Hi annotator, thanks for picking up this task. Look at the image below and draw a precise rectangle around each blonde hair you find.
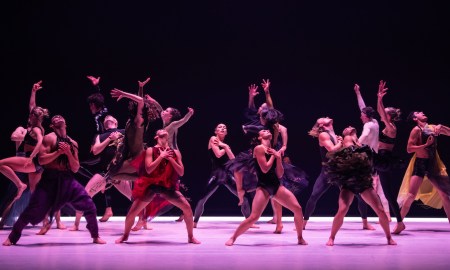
[308,118,328,138]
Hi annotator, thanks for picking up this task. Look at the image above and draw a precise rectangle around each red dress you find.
[131,146,181,220]
[131,146,180,200]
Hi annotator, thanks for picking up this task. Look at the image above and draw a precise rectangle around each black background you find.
[1,1,449,218]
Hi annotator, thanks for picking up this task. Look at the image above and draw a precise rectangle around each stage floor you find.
[1,216,449,270]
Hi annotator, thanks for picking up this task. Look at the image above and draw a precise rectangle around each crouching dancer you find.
[115,129,200,244]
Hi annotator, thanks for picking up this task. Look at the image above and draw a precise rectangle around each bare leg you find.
[226,188,270,246]
[432,182,450,223]
[131,209,151,231]
[360,189,396,245]
[272,187,307,245]
[28,172,42,193]
[99,207,113,222]
[271,199,283,234]
[163,191,200,244]
[70,211,83,231]
[116,199,150,243]
[400,175,423,219]
[234,171,245,206]
[55,211,66,229]
[326,189,354,246]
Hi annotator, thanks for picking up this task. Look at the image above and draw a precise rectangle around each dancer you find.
[324,126,396,246]
[225,129,307,246]
[0,81,47,199]
[193,123,251,228]
[115,129,200,244]
[353,83,384,227]
[397,111,450,224]
[71,115,132,230]
[375,81,405,234]
[304,117,373,230]
[0,81,48,229]
[3,115,106,245]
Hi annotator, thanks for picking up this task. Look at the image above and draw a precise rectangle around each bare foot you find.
[392,222,406,234]
[273,225,283,234]
[237,190,245,206]
[326,238,335,246]
[131,219,148,231]
[57,221,66,230]
[15,183,27,200]
[193,222,197,228]
[387,237,397,245]
[98,213,112,222]
[225,238,235,246]
[93,237,107,244]
[115,235,129,244]
[99,210,113,222]
[2,238,13,246]
[303,220,308,230]
[363,223,376,230]
[298,237,308,245]
[37,222,51,235]
[266,218,276,224]
[250,224,260,229]
[175,214,184,222]
[188,237,201,244]
[69,225,79,231]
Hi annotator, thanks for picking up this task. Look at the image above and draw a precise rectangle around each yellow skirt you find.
[397,152,448,209]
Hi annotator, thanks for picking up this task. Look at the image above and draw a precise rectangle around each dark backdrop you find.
[1,1,449,217]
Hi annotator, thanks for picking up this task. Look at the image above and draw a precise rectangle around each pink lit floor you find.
[1,216,449,270]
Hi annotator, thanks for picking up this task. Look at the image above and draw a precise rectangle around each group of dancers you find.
[1,77,450,247]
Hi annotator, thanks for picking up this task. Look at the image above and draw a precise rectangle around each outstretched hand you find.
[187,107,194,115]
[110,88,126,101]
[138,77,151,88]
[32,81,43,92]
[353,83,360,93]
[377,80,388,98]
[248,84,259,98]
[87,76,100,86]
[261,79,270,93]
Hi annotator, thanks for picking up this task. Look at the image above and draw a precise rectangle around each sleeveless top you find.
[319,131,336,162]
[379,131,396,145]
[17,126,44,153]
[254,153,280,190]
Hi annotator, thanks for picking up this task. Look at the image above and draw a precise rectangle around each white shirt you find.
[359,119,379,153]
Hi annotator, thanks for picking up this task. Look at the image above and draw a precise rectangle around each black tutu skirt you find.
[373,149,406,172]
[324,145,374,194]
[281,163,309,195]
[226,149,258,191]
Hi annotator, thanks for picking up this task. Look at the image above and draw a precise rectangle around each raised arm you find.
[138,77,151,97]
[111,88,144,126]
[261,79,274,108]
[165,107,194,130]
[248,84,258,110]
[87,76,101,92]
[376,80,396,131]
[353,83,366,111]
[29,81,42,112]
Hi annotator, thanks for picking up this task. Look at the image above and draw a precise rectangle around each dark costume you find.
[193,148,251,223]
[304,131,369,220]
[7,135,100,244]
